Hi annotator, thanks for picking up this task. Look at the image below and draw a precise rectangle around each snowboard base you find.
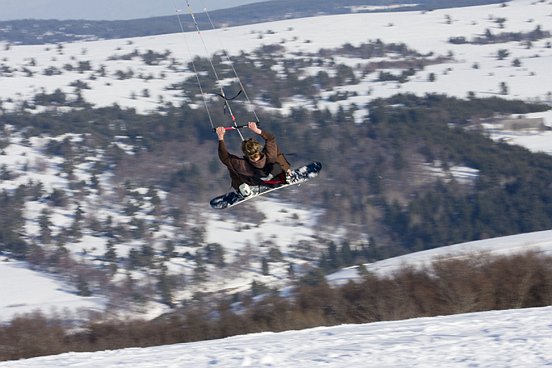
[210,161,322,209]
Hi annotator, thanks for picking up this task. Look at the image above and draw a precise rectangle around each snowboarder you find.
[216,122,292,197]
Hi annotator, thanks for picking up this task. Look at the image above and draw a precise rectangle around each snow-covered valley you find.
[1,0,552,320]
[1,1,552,366]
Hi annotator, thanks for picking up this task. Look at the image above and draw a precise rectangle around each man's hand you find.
[216,127,226,141]
[248,122,262,135]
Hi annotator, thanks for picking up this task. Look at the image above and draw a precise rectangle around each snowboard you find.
[210,161,322,209]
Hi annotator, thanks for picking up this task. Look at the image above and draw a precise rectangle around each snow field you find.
[0,306,550,367]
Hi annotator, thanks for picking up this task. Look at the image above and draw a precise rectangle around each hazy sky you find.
[0,0,267,21]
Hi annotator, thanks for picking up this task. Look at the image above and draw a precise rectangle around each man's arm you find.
[216,126,255,175]
[247,121,276,155]
[218,139,231,165]
[215,127,230,166]
[216,127,232,165]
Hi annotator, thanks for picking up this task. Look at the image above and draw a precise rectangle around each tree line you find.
[0,251,550,361]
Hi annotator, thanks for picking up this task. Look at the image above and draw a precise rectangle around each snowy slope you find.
[0,306,551,367]
[2,0,551,151]
[1,0,552,322]
[328,229,552,285]
[2,0,552,113]
[0,0,552,362]
[0,258,104,321]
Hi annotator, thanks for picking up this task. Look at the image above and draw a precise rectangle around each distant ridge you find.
[0,0,505,45]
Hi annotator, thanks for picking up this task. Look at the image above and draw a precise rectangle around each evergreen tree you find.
[76,274,92,297]
[499,81,509,95]
[157,263,174,307]
[38,208,53,244]
[261,257,270,276]
[104,240,118,273]
[193,250,207,283]
[340,242,354,267]
[69,205,84,239]
[328,242,342,271]
[204,243,225,268]
[288,263,296,279]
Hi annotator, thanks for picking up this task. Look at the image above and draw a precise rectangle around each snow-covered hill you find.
[2,225,552,322]
[2,0,552,148]
[328,229,552,285]
[2,0,552,113]
[1,306,550,367]
[0,258,104,321]
[1,0,552,322]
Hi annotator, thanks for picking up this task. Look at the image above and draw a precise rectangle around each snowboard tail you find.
[210,161,322,209]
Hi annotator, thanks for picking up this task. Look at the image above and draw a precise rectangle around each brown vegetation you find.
[0,251,551,362]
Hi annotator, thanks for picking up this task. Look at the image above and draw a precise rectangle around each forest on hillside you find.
[2,85,552,362]
[1,31,552,321]
[1,92,551,262]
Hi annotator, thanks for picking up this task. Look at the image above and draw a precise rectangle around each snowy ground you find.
[328,229,552,285]
[1,0,552,340]
[2,0,552,114]
[1,306,550,367]
[0,258,104,321]
[0,196,324,322]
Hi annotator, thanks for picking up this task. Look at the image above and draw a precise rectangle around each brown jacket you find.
[218,130,290,189]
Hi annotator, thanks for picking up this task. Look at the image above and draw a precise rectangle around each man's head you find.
[242,138,263,161]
